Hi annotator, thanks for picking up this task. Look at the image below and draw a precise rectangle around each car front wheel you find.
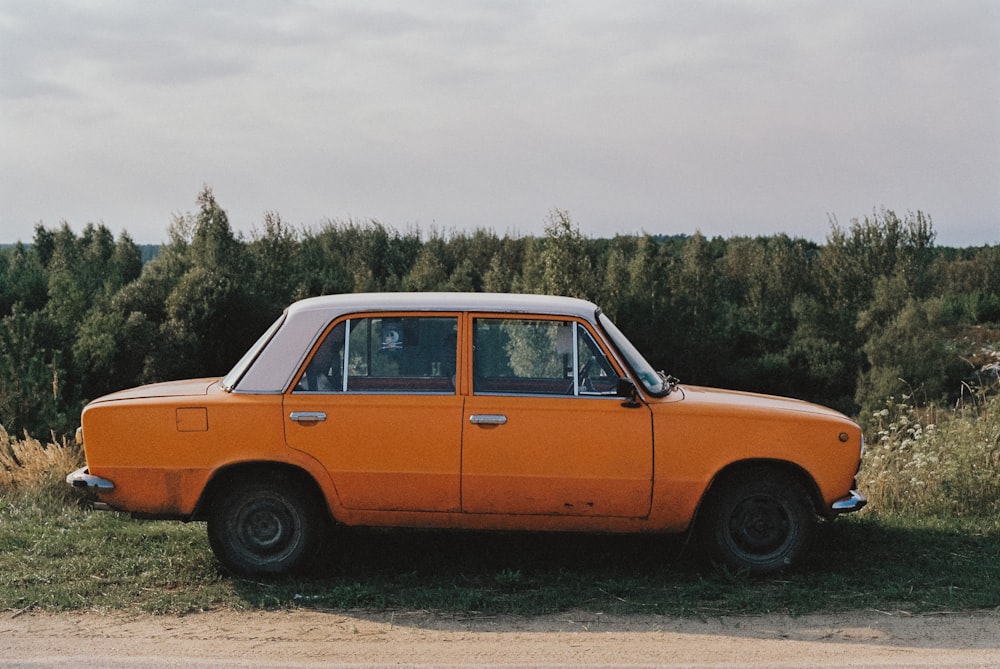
[700,470,815,573]
[207,472,323,576]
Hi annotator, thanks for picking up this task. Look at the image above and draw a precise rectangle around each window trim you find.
[291,311,461,396]
[470,315,623,399]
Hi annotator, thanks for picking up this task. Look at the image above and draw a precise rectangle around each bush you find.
[860,387,1000,517]
[0,426,83,507]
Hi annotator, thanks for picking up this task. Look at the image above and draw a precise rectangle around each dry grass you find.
[0,426,83,503]
[1,403,999,615]
[3,386,999,520]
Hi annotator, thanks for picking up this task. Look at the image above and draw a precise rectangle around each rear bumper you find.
[830,489,867,514]
[66,466,115,491]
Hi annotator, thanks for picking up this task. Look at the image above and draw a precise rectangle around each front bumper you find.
[830,489,867,514]
[66,466,115,491]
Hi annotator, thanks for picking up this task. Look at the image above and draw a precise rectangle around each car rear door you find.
[284,313,464,512]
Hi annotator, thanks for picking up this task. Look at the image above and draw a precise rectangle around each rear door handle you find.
[469,414,507,425]
[290,411,327,423]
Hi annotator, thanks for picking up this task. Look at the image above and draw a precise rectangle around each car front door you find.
[461,316,653,518]
[284,313,464,512]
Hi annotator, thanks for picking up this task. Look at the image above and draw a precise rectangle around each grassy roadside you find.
[2,494,998,617]
[3,391,999,618]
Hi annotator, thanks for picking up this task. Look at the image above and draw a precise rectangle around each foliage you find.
[860,388,1000,517]
[1,190,998,439]
[2,398,999,615]
[0,307,66,435]
[538,209,595,299]
[4,193,999,616]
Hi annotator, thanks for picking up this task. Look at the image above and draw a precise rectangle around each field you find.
[2,392,999,619]
[1,503,999,618]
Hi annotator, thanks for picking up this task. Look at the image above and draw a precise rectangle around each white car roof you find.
[287,292,598,319]
[231,292,600,393]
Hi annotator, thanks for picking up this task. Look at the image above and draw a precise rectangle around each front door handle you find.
[469,414,507,426]
[290,411,327,423]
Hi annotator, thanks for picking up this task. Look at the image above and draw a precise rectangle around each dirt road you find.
[3,608,998,668]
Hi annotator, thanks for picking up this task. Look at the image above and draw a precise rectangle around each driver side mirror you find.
[616,379,641,408]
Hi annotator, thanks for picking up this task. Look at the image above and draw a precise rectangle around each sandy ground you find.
[2,608,998,668]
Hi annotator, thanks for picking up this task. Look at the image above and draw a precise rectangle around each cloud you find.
[1,0,997,246]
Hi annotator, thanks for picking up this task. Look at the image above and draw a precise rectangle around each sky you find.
[1,1,998,247]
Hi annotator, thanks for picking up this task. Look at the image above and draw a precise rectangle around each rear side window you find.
[295,316,457,394]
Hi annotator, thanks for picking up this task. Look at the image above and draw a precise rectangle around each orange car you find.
[68,292,865,575]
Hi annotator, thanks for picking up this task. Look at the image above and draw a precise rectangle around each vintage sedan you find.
[68,292,866,575]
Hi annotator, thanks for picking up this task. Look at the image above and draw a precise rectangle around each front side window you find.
[473,318,620,396]
[295,316,457,393]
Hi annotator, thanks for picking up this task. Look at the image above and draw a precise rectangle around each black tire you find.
[700,470,815,574]
[206,472,323,577]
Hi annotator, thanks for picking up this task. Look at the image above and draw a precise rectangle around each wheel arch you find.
[191,461,334,524]
[696,458,825,522]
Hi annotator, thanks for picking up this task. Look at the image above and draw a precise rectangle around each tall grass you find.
[4,389,999,519]
[859,386,1000,517]
[0,427,83,507]
[2,406,999,615]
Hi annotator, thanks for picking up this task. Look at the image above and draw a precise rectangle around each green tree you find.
[403,232,452,291]
[930,245,1000,324]
[0,242,47,316]
[45,223,90,342]
[511,236,546,295]
[597,234,674,373]
[722,235,819,396]
[482,236,527,293]
[538,210,594,299]
[106,231,144,292]
[73,304,157,399]
[446,257,478,292]
[786,209,937,414]
[855,295,954,416]
[246,212,302,310]
[154,188,259,379]
[664,232,735,385]
[298,220,420,294]
[443,228,510,292]
[0,307,66,436]
[293,227,353,297]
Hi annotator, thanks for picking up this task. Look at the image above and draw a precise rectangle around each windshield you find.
[221,313,286,391]
[598,313,667,395]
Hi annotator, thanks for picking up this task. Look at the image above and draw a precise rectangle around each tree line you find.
[2,187,998,438]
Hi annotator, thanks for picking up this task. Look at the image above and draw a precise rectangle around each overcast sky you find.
[2,1,998,247]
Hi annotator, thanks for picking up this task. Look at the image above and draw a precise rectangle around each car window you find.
[296,321,347,392]
[575,326,622,394]
[473,318,620,396]
[295,316,457,393]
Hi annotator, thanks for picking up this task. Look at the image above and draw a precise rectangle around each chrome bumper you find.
[66,466,115,491]
[831,489,867,514]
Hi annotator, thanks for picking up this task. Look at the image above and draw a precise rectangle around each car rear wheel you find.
[700,470,815,573]
[206,472,323,576]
